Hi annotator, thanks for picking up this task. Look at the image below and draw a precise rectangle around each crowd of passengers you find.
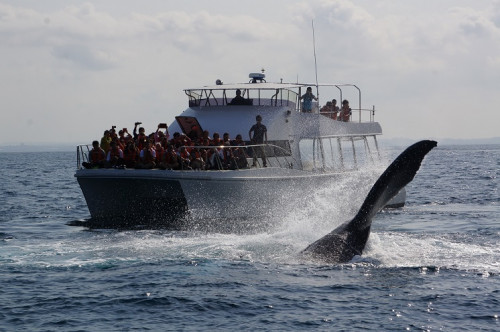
[318,99,351,121]
[82,122,249,170]
[299,87,351,121]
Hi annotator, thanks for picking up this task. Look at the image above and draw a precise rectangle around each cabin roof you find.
[185,82,305,91]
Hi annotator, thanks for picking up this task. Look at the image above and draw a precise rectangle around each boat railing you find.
[319,106,377,123]
[75,143,299,170]
[77,144,91,169]
[178,143,299,170]
[186,87,299,108]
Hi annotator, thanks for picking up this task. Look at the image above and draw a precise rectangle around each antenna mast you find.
[312,20,320,106]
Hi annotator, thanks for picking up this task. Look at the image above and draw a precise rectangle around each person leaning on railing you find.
[339,99,352,122]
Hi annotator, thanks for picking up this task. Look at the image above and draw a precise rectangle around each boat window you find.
[175,116,203,140]
[299,139,318,171]
[338,136,379,170]
[266,140,291,157]
[299,136,380,171]
[320,137,343,170]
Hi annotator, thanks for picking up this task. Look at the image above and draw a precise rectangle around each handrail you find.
[179,143,298,170]
[319,107,376,123]
[77,144,91,169]
[76,143,299,171]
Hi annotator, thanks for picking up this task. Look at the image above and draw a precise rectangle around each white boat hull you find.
[75,167,405,230]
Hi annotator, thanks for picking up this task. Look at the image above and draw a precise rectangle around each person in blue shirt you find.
[299,87,317,112]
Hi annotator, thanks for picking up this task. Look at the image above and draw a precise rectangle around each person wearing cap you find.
[248,115,268,167]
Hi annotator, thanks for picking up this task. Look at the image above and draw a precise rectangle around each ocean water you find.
[0,144,498,331]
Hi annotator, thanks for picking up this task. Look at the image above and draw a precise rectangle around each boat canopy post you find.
[337,138,344,169]
[222,89,228,105]
[363,136,374,164]
[354,84,361,123]
[351,137,358,168]
[328,138,335,170]
[319,138,326,170]
[312,138,317,169]
[373,135,381,160]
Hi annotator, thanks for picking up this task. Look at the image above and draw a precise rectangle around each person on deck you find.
[106,141,124,168]
[229,134,248,169]
[123,141,139,168]
[299,87,317,113]
[160,144,180,170]
[133,123,147,150]
[83,140,106,169]
[320,101,333,118]
[230,89,246,105]
[339,99,352,122]
[208,132,224,169]
[248,115,268,167]
[331,99,340,120]
[100,130,112,153]
[137,140,156,169]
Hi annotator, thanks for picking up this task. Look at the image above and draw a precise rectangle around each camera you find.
[135,122,142,126]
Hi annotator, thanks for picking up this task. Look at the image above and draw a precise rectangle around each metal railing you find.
[319,107,377,123]
[177,143,298,170]
[77,144,91,169]
[76,143,299,171]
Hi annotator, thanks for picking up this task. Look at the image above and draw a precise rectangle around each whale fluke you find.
[302,140,437,263]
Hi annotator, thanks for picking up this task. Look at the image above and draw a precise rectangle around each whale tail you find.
[302,140,437,263]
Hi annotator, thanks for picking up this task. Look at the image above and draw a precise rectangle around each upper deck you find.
[183,73,375,123]
[168,73,382,143]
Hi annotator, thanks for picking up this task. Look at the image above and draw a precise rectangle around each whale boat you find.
[75,72,405,230]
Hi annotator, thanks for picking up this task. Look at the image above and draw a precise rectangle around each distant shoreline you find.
[1,138,499,153]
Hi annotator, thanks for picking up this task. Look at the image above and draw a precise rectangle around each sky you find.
[1,0,499,145]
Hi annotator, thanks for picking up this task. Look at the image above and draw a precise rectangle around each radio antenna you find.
[312,20,319,106]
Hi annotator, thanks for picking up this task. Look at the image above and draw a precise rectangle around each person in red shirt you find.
[137,140,156,169]
[83,140,106,169]
[106,141,124,168]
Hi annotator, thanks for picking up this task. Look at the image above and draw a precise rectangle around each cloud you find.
[0,0,499,144]
[51,43,116,70]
